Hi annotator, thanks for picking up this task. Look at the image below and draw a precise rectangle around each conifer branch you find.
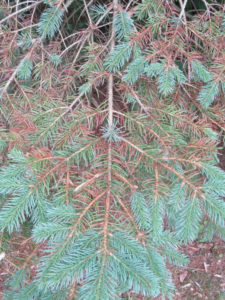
[113,171,136,190]
[73,173,104,193]
[1,1,225,298]
[0,1,42,25]
[33,141,97,188]
[83,0,93,26]
[103,0,118,252]
[123,86,170,137]
[68,279,76,300]
[154,163,159,200]
[69,191,106,237]
[120,137,204,198]
[115,195,141,235]
[113,110,168,149]
[0,38,41,101]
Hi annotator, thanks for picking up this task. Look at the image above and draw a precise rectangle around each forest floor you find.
[172,238,225,300]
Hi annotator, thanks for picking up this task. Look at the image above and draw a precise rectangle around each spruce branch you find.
[103,0,118,253]
[113,110,168,149]
[120,137,205,199]
[0,1,42,25]
[115,195,141,235]
[82,0,93,26]
[60,3,113,58]
[73,173,104,193]
[0,38,41,101]
[1,1,225,298]
[0,0,92,100]
[68,191,106,238]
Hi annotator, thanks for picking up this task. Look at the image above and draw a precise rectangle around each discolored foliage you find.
[0,0,225,299]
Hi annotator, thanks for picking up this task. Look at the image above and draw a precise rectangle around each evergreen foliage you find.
[104,43,133,72]
[114,11,134,40]
[145,62,186,96]
[17,58,33,80]
[191,60,213,83]
[0,0,225,299]
[38,7,64,39]
[197,81,220,109]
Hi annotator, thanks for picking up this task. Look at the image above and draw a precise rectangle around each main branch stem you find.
[103,0,118,251]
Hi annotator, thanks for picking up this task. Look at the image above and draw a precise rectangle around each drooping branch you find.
[103,0,118,251]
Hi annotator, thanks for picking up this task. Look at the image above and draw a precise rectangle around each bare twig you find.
[73,173,104,193]
[83,0,93,26]
[202,0,210,16]
[0,39,41,101]
[0,1,42,25]
[0,69,17,100]
[178,0,188,24]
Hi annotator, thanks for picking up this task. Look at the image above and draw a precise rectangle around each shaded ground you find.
[173,238,225,300]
